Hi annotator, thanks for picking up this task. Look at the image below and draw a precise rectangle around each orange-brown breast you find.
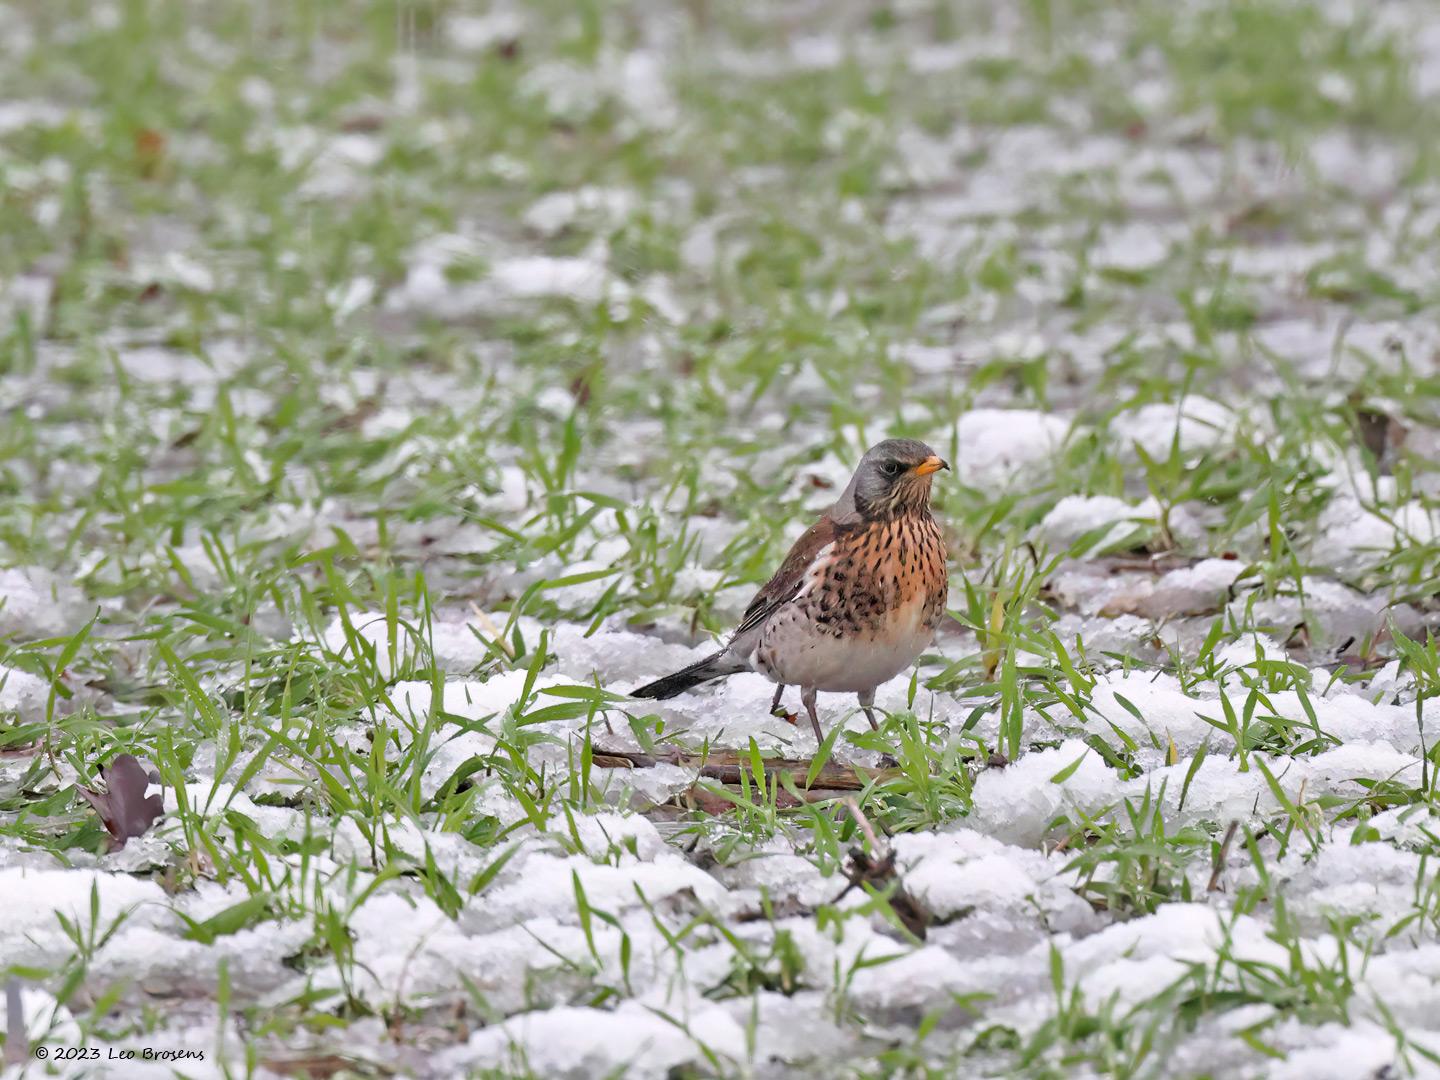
[801,513,947,637]
[748,511,948,692]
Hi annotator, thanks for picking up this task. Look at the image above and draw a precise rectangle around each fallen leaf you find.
[77,754,164,851]
[134,128,166,178]
[1349,399,1407,472]
[682,785,739,815]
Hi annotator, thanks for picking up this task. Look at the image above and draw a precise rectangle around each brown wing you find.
[730,515,844,640]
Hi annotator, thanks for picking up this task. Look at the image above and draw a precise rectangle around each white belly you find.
[750,595,933,692]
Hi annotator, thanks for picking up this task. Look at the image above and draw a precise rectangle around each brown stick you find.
[590,745,895,791]
[842,796,882,855]
[1208,820,1239,892]
[678,784,855,813]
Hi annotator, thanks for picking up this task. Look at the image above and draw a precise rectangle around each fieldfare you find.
[632,439,949,741]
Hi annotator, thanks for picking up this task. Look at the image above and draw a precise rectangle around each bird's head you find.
[847,438,948,521]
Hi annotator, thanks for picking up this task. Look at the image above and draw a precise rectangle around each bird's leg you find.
[770,683,799,726]
[857,688,880,731]
[859,687,899,768]
[801,687,823,743]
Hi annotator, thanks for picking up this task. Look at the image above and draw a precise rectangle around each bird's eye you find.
[882,461,902,477]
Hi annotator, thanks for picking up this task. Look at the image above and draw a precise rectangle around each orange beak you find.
[914,456,949,476]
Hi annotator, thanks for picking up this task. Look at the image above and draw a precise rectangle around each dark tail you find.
[631,650,744,700]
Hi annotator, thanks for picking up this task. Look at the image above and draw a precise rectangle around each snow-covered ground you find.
[3,0,1440,1076]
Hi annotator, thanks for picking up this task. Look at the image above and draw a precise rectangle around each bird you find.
[632,438,949,742]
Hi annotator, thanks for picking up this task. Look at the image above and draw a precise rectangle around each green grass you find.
[2,0,1440,1075]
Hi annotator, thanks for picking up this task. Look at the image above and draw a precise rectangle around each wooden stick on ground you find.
[1208,820,1239,892]
[843,796,882,854]
[590,745,896,792]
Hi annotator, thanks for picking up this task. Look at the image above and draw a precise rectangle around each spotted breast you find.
[750,513,947,694]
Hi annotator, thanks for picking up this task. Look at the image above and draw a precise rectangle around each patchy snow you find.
[1112,396,1235,458]
[0,101,71,133]
[1071,668,1430,764]
[1310,493,1440,573]
[1047,552,1237,618]
[0,567,88,639]
[0,273,52,329]
[490,255,630,306]
[969,740,1119,845]
[387,240,631,320]
[325,275,376,320]
[0,869,171,968]
[1233,576,1395,650]
[132,251,216,294]
[1091,221,1180,271]
[8,0,1440,1074]
[446,10,525,52]
[1091,557,1246,619]
[0,664,48,721]
[955,409,1071,487]
[1036,494,1155,551]
[522,187,639,237]
[520,53,678,130]
[438,1002,745,1079]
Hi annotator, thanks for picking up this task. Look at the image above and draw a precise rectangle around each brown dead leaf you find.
[134,128,166,178]
[682,785,738,815]
[1349,398,1407,472]
[77,754,163,851]
[340,113,385,133]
